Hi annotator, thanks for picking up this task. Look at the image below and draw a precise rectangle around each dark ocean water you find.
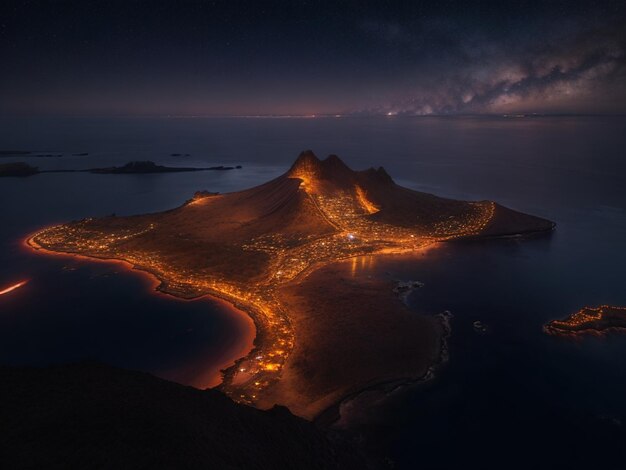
[1,116,625,468]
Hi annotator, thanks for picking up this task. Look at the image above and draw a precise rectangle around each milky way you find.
[362,13,626,115]
[1,1,624,116]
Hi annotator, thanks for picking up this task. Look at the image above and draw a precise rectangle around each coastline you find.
[316,309,452,428]
[543,305,626,339]
[543,326,626,338]
[247,256,445,420]
[24,234,257,390]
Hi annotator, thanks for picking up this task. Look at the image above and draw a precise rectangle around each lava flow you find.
[0,280,28,296]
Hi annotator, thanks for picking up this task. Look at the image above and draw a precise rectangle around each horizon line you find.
[2,112,626,119]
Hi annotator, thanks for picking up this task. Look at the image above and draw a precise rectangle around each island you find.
[544,305,626,336]
[0,160,241,177]
[0,150,33,156]
[1,151,87,157]
[0,162,39,177]
[0,151,63,158]
[27,150,555,420]
[89,160,239,173]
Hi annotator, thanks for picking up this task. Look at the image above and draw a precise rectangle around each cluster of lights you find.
[29,170,500,405]
[545,305,626,336]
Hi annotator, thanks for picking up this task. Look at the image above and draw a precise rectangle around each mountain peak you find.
[358,166,395,187]
[323,154,351,173]
[375,166,393,184]
[288,151,353,179]
[287,150,323,179]
[290,149,320,168]
[287,151,394,189]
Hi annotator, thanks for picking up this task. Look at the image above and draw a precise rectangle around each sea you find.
[1,115,625,468]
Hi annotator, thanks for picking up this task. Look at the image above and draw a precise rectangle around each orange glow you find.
[355,185,380,214]
[24,157,504,406]
[545,305,626,337]
[549,305,626,327]
[25,188,496,405]
[350,256,358,276]
[0,280,28,296]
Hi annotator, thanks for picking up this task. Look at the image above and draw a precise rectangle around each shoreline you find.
[23,234,257,390]
[543,326,626,338]
[316,309,452,428]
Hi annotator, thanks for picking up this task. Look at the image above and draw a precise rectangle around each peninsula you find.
[544,305,626,337]
[27,151,554,419]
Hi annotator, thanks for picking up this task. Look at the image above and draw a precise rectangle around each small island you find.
[89,160,239,174]
[0,151,64,158]
[1,362,368,469]
[544,305,626,336]
[0,160,242,177]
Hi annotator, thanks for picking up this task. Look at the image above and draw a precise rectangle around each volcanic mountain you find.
[28,151,554,418]
[30,151,552,286]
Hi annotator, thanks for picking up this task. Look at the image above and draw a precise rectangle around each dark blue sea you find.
[1,116,625,468]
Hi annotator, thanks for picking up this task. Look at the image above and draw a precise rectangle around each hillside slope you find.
[0,363,372,469]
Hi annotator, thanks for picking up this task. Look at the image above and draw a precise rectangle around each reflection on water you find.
[349,255,377,277]
[337,233,626,468]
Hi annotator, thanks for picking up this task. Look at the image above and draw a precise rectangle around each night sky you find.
[2,0,625,116]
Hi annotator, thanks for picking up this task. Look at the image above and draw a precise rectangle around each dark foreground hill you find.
[0,363,372,469]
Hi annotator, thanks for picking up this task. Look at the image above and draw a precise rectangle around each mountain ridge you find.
[0,362,372,469]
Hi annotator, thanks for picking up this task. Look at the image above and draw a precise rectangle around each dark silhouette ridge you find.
[0,162,39,177]
[0,363,374,469]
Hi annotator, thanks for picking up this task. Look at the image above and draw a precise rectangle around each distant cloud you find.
[357,16,626,114]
